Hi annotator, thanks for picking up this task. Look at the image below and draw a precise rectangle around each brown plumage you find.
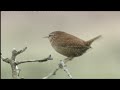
[46,31,101,59]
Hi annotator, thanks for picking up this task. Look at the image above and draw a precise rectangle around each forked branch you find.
[43,58,73,79]
[1,47,53,79]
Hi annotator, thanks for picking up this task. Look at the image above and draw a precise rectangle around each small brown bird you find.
[45,31,101,63]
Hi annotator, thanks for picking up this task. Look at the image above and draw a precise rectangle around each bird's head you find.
[43,31,65,42]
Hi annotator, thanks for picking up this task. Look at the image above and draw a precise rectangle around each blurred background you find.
[1,11,120,79]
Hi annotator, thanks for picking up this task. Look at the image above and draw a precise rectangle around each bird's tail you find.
[86,35,102,46]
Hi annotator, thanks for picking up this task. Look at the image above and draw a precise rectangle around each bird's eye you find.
[49,35,52,37]
[49,34,54,37]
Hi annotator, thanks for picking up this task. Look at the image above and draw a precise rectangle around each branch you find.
[1,53,10,63]
[62,62,72,79]
[11,47,27,60]
[16,55,53,65]
[1,47,52,79]
[43,58,73,79]
[16,47,27,55]
[42,66,60,79]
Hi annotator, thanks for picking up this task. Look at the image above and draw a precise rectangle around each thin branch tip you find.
[47,55,53,60]
[42,58,73,79]
[13,48,16,50]
[23,47,27,50]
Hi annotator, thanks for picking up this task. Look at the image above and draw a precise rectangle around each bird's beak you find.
[89,46,92,49]
[43,36,49,38]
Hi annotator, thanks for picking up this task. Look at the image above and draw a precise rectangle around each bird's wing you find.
[56,34,86,48]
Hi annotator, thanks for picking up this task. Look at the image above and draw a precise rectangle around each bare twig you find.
[16,55,53,65]
[17,47,27,55]
[43,58,73,79]
[11,47,27,61]
[62,64,72,79]
[42,66,60,79]
[1,53,10,63]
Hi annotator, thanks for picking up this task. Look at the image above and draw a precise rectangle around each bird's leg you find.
[64,57,74,64]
